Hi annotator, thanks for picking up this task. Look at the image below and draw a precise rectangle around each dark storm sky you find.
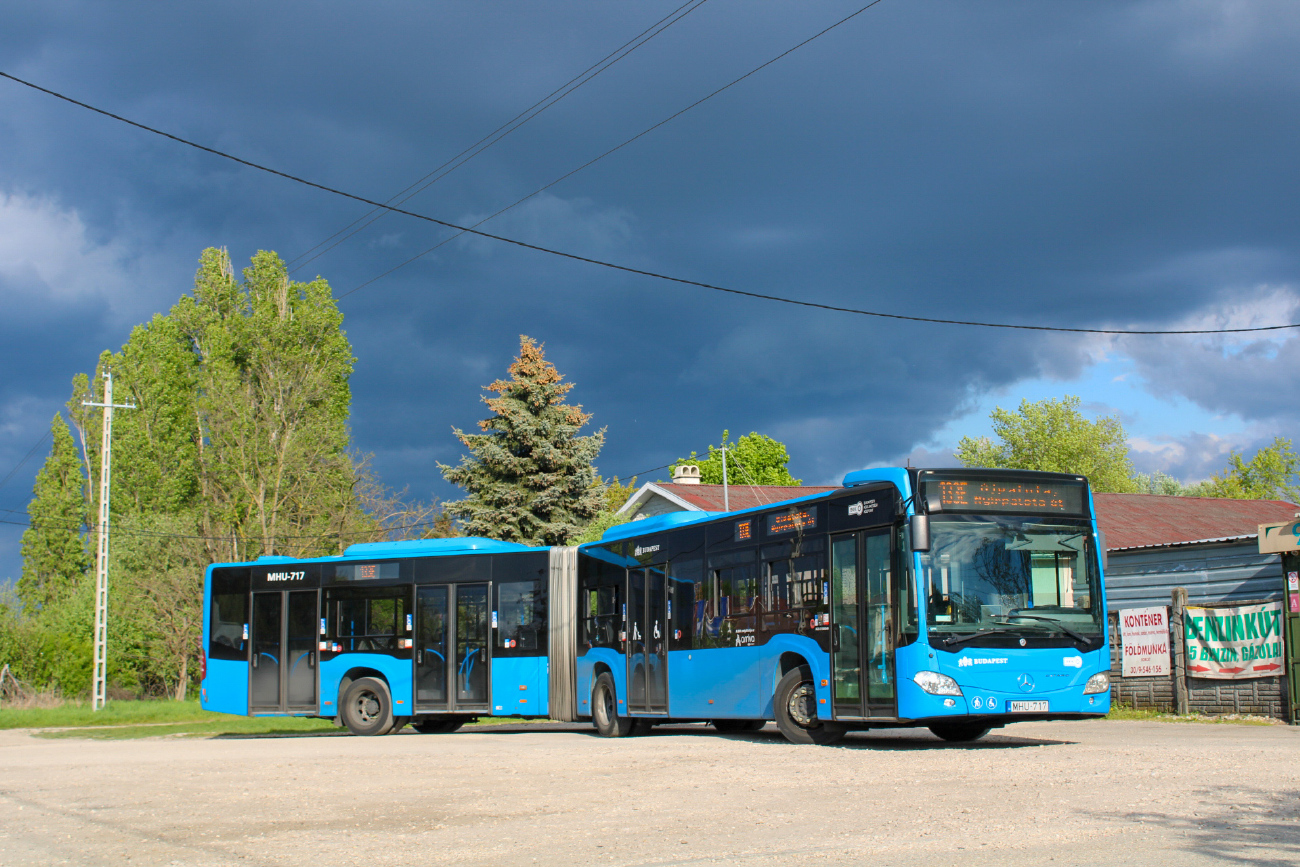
[2,1,1299,578]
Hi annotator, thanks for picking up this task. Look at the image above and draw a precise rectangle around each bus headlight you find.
[914,671,963,696]
[1083,672,1110,694]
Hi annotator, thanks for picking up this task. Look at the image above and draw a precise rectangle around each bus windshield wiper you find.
[940,628,1018,647]
[1000,613,1091,644]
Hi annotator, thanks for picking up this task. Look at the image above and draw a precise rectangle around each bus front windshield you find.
[919,515,1103,645]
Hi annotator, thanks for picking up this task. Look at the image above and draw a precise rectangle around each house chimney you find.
[672,465,701,485]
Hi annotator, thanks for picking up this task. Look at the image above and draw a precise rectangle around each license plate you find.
[1009,700,1048,712]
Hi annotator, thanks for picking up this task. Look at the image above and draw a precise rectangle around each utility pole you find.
[721,447,729,512]
[83,371,135,711]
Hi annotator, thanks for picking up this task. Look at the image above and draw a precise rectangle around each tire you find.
[413,717,465,734]
[340,677,394,736]
[713,719,767,733]
[774,665,845,745]
[928,723,991,743]
[591,672,637,737]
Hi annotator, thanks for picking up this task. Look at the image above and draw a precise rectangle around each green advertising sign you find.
[1184,602,1284,679]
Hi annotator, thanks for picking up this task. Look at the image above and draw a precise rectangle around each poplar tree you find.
[440,336,605,546]
[955,395,1137,493]
[18,414,90,613]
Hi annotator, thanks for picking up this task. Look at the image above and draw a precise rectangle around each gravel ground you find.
[1,719,1297,866]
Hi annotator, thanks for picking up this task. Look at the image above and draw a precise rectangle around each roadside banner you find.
[1119,606,1170,677]
[1184,602,1285,679]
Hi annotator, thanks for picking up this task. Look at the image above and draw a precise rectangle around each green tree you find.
[673,431,801,486]
[955,396,1137,493]
[1193,437,1300,501]
[173,248,358,561]
[1132,471,1191,496]
[573,476,639,545]
[18,414,90,614]
[439,336,605,546]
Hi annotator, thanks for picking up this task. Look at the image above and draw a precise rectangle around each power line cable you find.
[342,0,890,298]
[0,428,53,496]
[289,0,709,274]
[3,67,1295,336]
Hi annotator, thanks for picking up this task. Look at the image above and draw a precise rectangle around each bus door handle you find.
[251,653,258,669]
[417,650,423,664]
[309,650,316,670]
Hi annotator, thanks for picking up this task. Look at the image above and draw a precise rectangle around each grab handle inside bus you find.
[910,515,930,552]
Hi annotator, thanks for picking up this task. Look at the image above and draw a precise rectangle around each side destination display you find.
[923,477,1086,516]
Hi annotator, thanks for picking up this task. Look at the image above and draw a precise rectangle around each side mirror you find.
[910,514,931,552]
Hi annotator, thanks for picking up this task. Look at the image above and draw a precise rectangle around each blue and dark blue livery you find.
[200,467,1111,743]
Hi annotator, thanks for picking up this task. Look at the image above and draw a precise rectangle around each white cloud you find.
[0,190,165,323]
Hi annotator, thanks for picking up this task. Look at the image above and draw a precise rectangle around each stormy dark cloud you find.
[2,1,1299,578]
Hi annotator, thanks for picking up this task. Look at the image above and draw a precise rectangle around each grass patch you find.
[35,716,338,740]
[0,698,214,730]
[1106,704,1279,726]
[4,698,567,740]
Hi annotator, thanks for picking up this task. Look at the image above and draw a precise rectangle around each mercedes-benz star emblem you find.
[1017,673,1035,692]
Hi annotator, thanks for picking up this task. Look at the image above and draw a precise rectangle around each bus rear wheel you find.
[413,718,465,734]
[340,677,394,736]
[713,719,767,733]
[928,723,990,743]
[592,672,636,737]
[774,665,844,746]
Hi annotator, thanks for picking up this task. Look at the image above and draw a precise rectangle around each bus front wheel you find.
[340,677,394,736]
[592,672,636,737]
[928,723,990,743]
[774,665,844,746]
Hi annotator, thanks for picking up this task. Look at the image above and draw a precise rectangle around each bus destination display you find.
[766,509,817,535]
[923,478,1085,516]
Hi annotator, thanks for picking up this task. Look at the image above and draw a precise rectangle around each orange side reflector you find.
[820,698,826,704]
[821,679,828,687]
[708,699,714,704]
[520,685,527,690]
[396,700,404,704]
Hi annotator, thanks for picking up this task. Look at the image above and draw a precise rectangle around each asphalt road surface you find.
[1,719,1297,866]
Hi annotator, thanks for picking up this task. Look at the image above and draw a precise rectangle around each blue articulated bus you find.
[200,468,1111,744]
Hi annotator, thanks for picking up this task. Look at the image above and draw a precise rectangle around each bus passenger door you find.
[456,584,491,711]
[415,583,491,713]
[830,529,897,719]
[249,589,319,714]
[415,585,450,711]
[627,566,669,715]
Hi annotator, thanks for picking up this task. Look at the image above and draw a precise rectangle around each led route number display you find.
[766,510,817,535]
[923,478,1086,516]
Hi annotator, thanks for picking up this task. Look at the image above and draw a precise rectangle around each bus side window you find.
[498,580,546,653]
[331,588,409,653]
[209,591,248,660]
[667,558,701,652]
[586,584,620,648]
[209,567,250,662]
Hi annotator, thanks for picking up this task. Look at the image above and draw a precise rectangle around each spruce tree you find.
[440,336,605,546]
[18,414,90,613]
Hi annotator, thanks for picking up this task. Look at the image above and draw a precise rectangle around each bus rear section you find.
[200,540,557,734]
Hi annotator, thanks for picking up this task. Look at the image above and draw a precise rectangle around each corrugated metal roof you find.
[1105,539,1285,610]
[653,483,841,512]
[1093,492,1299,551]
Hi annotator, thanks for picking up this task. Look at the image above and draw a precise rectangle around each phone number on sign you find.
[1125,664,1166,675]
